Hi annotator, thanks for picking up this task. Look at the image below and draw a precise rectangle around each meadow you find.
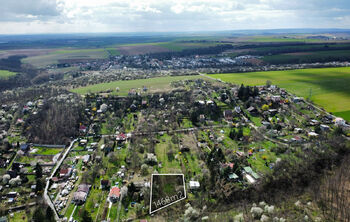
[0,70,16,79]
[209,67,350,121]
[71,75,204,95]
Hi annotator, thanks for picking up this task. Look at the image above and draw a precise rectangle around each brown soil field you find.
[116,45,170,55]
[0,49,56,59]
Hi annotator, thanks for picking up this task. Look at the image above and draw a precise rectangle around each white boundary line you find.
[149,174,186,214]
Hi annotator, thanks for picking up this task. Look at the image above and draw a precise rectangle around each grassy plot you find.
[155,134,180,173]
[71,75,204,95]
[209,67,350,121]
[0,70,16,79]
[32,147,63,155]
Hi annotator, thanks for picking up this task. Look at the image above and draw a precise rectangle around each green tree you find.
[45,206,55,222]
[35,163,42,179]
[81,208,93,222]
[32,207,45,222]
[237,128,243,140]
[35,179,43,193]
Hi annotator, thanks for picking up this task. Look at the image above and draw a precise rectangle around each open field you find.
[71,75,204,95]
[116,44,170,55]
[22,49,108,68]
[113,41,220,55]
[263,49,350,64]
[0,48,55,59]
[209,67,350,121]
[0,70,16,79]
[248,36,322,43]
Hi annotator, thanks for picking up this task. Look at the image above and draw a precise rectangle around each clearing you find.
[71,75,205,95]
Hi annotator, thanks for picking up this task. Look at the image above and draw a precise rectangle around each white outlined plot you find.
[149,174,186,214]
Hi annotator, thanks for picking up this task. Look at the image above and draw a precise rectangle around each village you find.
[0,76,349,221]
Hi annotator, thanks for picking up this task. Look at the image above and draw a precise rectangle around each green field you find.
[22,49,109,68]
[71,75,204,95]
[263,50,350,64]
[248,36,319,43]
[0,70,16,79]
[209,67,350,121]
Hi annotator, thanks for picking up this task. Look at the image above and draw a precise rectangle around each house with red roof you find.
[109,187,120,202]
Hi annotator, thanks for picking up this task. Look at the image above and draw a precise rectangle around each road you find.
[43,139,78,221]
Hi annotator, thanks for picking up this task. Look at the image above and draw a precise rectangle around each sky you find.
[0,0,349,34]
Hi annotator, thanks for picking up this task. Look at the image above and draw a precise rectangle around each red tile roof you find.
[109,187,120,198]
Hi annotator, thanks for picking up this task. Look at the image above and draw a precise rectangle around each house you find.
[308,132,319,137]
[145,153,157,165]
[79,139,88,146]
[223,110,233,121]
[7,192,17,198]
[228,173,239,181]
[77,184,90,193]
[291,136,302,143]
[221,162,234,170]
[334,117,346,126]
[133,181,146,191]
[292,97,303,103]
[82,155,90,164]
[271,96,281,102]
[244,173,256,184]
[109,187,120,202]
[116,133,126,142]
[234,106,241,114]
[79,125,87,133]
[59,168,72,178]
[294,128,303,133]
[73,191,88,205]
[320,124,330,132]
[310,119,319,126]
[189,181,200,190]
[101,180,110,190]
[247,106,257,115]
[243,166,260,180]
[73,184,91,205]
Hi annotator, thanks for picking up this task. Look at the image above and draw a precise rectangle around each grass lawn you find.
[0,70,16,79]
[209,67,350,121]
[71,75,204,95]
[32,147,63,155]
[8,210,29,222]
[155,134,181,173]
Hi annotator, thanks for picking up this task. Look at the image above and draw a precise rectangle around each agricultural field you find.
[0,70,16,79]
[71,75,205,95]
[209,67,350,120]
[263,49,350,64]
[247,36,320,43]
[112,41,219,55]
[22,48,109,68]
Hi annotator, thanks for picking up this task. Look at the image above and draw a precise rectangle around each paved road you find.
[43,139,78,221]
